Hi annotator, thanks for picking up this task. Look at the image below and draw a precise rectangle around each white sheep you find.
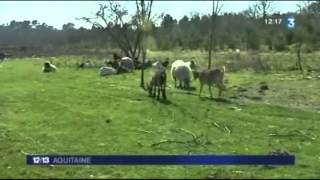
[85,61,95,68]
[42,61,56,73]
[170,60,195,89]
[78,61,95,69]
[99,66,117,76]
[119,57,135,72]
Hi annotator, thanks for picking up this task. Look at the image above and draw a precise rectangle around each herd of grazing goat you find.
[40,52,227,100]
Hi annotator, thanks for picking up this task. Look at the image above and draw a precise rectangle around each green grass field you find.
[0,56,320,178]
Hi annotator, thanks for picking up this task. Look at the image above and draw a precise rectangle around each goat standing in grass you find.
[194,66,226,98]
[147,70,167,100]
[147,60,169,100]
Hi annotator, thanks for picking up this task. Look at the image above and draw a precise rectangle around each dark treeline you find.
[0,1,319,55]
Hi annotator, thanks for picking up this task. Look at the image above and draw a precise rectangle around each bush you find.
[222,52,270,73]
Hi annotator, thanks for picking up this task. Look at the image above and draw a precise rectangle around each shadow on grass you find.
[199,96,234,104]
[173,86,197,91]
[184,86,197,91]
[171,86,198,96]
[173,91,199,96]
[158,99,172,105]
[148,95,173,105]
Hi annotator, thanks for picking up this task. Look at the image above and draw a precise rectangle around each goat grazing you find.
[195,66,226,98]
[42,61,57,73]
[170,60,196,89]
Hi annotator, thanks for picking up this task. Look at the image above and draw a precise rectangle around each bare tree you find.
[78,1,141,58]
[255,0,275,21]
[136,0,154,88]
[208,0,223,69]
[79,0,155,87]
[241,5,258,19]
[297,0,320,17]
[294,0,319,74]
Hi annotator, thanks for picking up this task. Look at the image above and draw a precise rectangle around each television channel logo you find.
[287,16,295,29]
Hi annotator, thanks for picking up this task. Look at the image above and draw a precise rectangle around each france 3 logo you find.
[32,156,50,164]
[265,14,295,29]
[286,16,295,29]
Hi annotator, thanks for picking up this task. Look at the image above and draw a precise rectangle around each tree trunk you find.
[140,49,146,88]
[137,43,142,60]
[140,27,145,88]
[138,0,153,89]
[296,43,303,73]
[208,31,213,69]
[208,1,215,69]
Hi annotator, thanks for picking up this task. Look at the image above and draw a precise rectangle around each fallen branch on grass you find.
[179,128,197,141]
[150,139,187,147]
[20,150,29,155]
[133,128,153,134]
[269,129,316,141]
[224,126,231,134]
[151,128,207,148]
[212,122,232,134]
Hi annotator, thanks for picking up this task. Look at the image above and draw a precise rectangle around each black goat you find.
[78,62,85,69]
[113,52,121,61]
[147,70,167,100]
[162,58,169,68]
[134,59,153,70]
[0,52,11,61]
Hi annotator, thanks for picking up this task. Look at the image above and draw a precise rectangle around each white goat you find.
[170,60,195,89]
[99,66,117,76]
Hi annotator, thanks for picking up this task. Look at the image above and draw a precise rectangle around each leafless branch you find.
[150,139,187,147]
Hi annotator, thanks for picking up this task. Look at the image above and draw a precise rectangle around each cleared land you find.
[0,53,320,178]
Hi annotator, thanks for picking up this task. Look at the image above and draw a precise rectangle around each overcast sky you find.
[0,1,301,29]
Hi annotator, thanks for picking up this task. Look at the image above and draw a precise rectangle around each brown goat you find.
[194,66,226,98]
